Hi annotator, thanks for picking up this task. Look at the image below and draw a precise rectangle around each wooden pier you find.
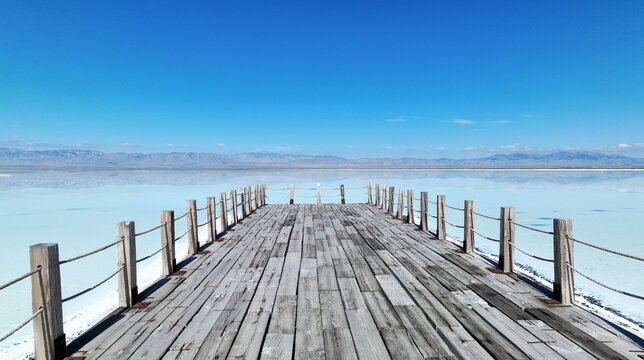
[63,203,642,359]
[2,183,643,359]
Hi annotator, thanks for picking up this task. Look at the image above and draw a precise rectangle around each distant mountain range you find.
[1,148,643,169]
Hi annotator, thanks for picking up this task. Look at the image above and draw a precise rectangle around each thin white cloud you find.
[387,118,407,123]
[464,146,476,151]
[166,144,175,149]
[121,143,140,148]
[437,146,447,151]
[492,120,512,124]
[520,114,536,118]
[453,119,473,125]
[385,145,393,149]
[618,143,630,148]
[217,143,225,147]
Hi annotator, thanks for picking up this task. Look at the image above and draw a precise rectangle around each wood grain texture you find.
[66,203,643,360]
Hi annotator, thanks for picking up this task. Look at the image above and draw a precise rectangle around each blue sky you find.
[1,1,643,158]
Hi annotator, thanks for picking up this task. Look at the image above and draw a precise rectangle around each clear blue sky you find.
[1,1,643,158]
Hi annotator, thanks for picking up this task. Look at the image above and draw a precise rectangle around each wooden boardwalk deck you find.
[68,204,644,360]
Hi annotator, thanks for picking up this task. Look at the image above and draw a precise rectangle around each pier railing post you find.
[375,183,380,207]
[262,184,266,206]
[255,184,260,209]
[30,243,64,360]
[231,190,238,224]
[240,189,247,218]
[340,184,345,204]
[407,190,414,224]
[397,188,404,220]
[367,182,372,204]
[499,206,516,273]
[388,187,395,215]
[382,185,387,210]
[220,192,227,232]
[420,192,428,231]
[317,183,321,204]
[290,184,295,205]
[186,200,198,255]
[117,221,136,307]
[436,195,446,239]
[246,186,252,214]
[207,197,217,241]
[161,211,176,276]
[553,218,574,305]
[463,200,474,253]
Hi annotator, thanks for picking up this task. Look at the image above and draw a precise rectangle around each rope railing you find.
[197,221,209,228]
[566,263,644,301]
[267,187,290,191]
[444,219,465,229]
[174,211,188,222]
[294,187,317,190]
[62,265,125,303]
[428,199,437,205]
[196,206,208,211]
[445,204,464,211]
[473,211,500,221]
[472,228,500,242]
[0,267,51,349]
[344,185,368,190]
[136,244,167,263]
[567,236,644,262]
[428,213,438,219]
[135,222,166,237]
[345,192,368,196]
[0,268,40,291]
[508,242,554,263]
[59,239,122,265]
[0,307,43,343]
[175,227,191,242]
[510,221,554,235]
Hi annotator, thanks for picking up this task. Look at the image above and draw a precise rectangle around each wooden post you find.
[463,200,475,253]
[554,218,574,305]
[240,189,247,218]
[397,188,404,220]
[388,187,394,215]
[420,192,428,231]
[436,195,446,239]
[246,186,252,214]
[254,184,260,209]
[340,184,346,204]
[499,206,516,273]
[367,182,372,204]
[30,243,64,359]
[375,183,380,207]
[207,197,217,241]
[231,190,238,224]
[261,184,266,206]
[186,200,198,255]
[117,221,136,307]
[407,190,414,224]
[219,192,227,232]
[317,183,321,204]
[382,185,387,210]
[290,184,295,204]
[160,211,175,276]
